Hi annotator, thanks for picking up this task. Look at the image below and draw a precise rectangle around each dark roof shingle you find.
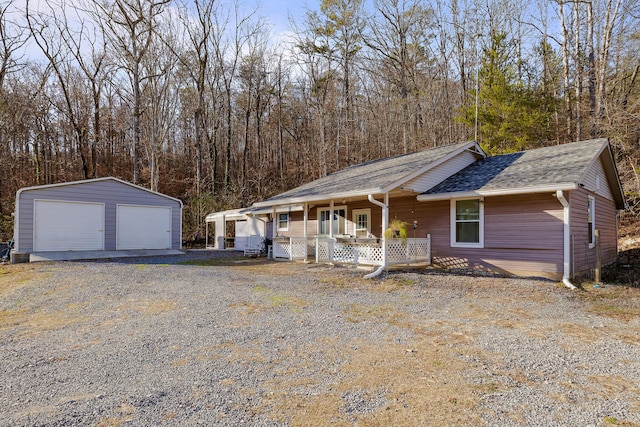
[425,139,608,195]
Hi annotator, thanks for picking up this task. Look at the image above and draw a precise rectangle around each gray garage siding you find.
[15,178,182,252]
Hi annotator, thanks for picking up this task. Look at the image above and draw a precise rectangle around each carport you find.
[13,177,183,262]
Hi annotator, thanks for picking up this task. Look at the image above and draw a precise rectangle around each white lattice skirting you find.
[275,236,431,266]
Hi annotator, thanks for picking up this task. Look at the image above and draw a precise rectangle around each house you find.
[250,141,486,275]
[241,138,625,283]
[13,177,183,262]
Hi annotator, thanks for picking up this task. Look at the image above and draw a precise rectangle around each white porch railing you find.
[275,236,431,266]
[272,237,315,260]
[386,237,431,265]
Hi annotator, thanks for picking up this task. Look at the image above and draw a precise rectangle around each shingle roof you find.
[423,138,616,195]
[254,141,477,206]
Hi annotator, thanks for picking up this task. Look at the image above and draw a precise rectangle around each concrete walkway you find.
[29,249,185,263]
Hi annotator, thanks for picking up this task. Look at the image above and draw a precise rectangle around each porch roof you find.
[418,139,626,209]
[253,141,483,207]
[205,205,304,222]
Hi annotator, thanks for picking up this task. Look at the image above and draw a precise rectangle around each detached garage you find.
[14,177,182,260]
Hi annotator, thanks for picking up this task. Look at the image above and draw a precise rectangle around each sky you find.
[259,0,309,35]
[13,0,316,60]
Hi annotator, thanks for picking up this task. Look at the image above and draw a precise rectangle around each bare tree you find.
[26,0,95,179]
[363,0,434,153]
[212,1,259,191]
[97,0,170,184]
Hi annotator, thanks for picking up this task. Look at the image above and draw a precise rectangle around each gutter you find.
[417,183,578,202]
[364,194,388,279]
[556,190,577,290]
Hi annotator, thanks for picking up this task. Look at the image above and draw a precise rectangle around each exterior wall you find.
[581,157,615,201]
[569,188,618,277]
[272,193,581,279]
[15,179,182,252]
[421,194,565,278]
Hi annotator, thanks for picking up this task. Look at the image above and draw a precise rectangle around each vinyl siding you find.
[403,150,479,193]
[421,194,565,278]
[278,199,387,238]
[279,193,566,278]
[581,157,614,201]
[569,189,618,277]
[16,179,182,252]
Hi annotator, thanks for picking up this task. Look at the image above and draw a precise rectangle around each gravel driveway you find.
[1,252,639,426]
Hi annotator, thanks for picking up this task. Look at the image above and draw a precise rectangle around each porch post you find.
[303,203,308,240]
[272,206,277,237]
[303,203,309,260]
[222,214,226,249]
[383,193,389,267]
[329,200,334,238]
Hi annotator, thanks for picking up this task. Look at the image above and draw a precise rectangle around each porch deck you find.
[271,236,431,267]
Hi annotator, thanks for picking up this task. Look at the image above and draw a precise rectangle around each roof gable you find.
[253,141,483,206]
[17,177,183,205]
[419,139,625,209]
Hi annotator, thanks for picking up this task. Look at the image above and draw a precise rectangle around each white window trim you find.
[317,205,347,236]
[588,196,596,249]
[450,198,484,248]
[277,212,289,232]
[352,208,371,238]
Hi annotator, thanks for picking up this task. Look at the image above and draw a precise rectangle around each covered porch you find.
[271,235,431,267]
[260,192,432,274]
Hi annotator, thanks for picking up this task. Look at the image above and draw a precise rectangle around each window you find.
[277,213,289,231]
[352,209,371,238]
[587,196,595,248]
[451,198,483,248]
[318,206,347,235]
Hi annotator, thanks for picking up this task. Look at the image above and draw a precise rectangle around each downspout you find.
[556,190,577,290]
[364,194,388,279]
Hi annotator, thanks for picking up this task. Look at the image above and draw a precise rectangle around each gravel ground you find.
[1,251,639,426]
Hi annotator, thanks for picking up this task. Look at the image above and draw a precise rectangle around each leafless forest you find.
[0,0,638,242]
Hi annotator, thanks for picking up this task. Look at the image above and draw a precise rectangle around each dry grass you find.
[258,334,486,426]
[251,293,490,426]
[0,264,50,297]
[0,265,88,336]
[579,285,640,322]
[251,284,308,311]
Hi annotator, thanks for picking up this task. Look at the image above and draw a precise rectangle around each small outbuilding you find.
[13,177,182,260]
[205,205,304,251]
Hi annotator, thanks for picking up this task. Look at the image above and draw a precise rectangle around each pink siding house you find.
[230,139,625,283]
[417,139,625,281]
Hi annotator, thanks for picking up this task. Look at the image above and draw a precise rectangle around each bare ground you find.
[1,256,639,426]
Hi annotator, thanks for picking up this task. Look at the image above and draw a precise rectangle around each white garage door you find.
[34,200,105,252]
[117,205,172,250]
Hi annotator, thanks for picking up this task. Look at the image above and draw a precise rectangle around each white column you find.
[303,203,308,240]
[272,206,277,237]
[329,200,334,238]
[383,193,389,267]
[303,203,308,260]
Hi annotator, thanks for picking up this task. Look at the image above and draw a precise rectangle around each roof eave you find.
[417,183,579,202]
[252,188,385,208]
[16,176,184,206]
